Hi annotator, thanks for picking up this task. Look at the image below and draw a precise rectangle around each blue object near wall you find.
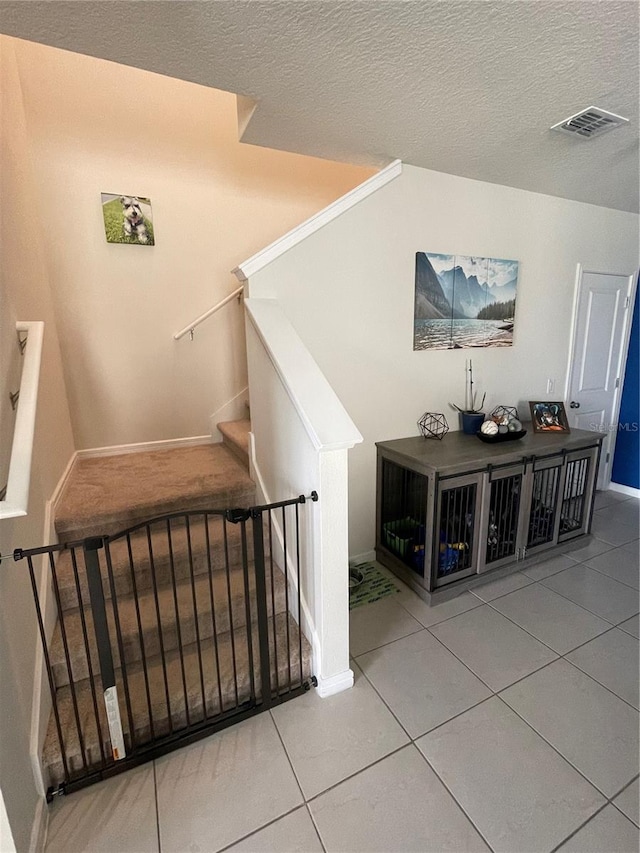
[612,281,639,490]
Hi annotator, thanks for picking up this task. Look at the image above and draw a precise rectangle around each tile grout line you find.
[393,596,484,630]
[546,799,612,853]
[302,743,409,806]
[211,539,638,852]
[354,593,638,849]
[535,566,640,625]
[295,737,495,850]
[190,711,317,853]
[425,608,561,694]
[352,658,501,849]
[353,523,640,848]
[350,620,425,658]
[260,709,328,852]
[494,693,636,805]
[609,776,640,830]
[562,647,640,713]
[267,707,310,802]
[355,570,638,721]
[410,745,497,853]
[577,559,640,591]
[354,640,496,739]
[481,583,620,655]
[214,804,310,853]
[304,802,328,853]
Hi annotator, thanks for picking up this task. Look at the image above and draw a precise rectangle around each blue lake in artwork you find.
[414,319,513,350]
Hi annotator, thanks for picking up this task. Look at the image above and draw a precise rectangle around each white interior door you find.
[567,269,636,489]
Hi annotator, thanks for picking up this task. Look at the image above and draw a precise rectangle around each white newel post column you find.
[314,448,354,697]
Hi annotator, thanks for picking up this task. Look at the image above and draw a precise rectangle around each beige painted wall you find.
[0,37,76,851]
[247,164,640,555]
[11,37,375,450]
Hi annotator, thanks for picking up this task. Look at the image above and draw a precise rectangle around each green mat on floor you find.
[349,562,400,610]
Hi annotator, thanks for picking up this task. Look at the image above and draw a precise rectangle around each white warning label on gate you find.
[104,686,126,761]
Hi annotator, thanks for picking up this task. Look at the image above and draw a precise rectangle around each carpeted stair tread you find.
[52,515,257,612]
[55,444,255,540]
[50,560,288,687]
[42,612,312,786]
[218,420,250,469]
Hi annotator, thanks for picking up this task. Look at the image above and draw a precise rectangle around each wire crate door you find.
[478,464,526,572]
[433,473,482,588]
[557,447,599,542]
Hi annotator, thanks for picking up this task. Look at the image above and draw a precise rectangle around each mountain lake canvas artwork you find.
[414,252,519,350]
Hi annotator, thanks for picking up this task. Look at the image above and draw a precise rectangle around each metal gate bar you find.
[14,492,318,800]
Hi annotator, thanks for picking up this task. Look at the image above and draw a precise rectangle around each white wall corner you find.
[236,94,258,139]
[315,667,354,698]
[232,160,402,282]
[209,386,249,442]
[28,797,47,853]
[350,550,376,565]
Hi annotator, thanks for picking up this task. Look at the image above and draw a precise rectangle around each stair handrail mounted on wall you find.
[174,285,244,341]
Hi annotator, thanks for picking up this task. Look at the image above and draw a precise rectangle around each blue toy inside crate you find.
[382,517,425,572]
[438,533,468,575]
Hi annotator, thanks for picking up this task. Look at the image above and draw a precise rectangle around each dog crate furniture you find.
[376,426,604,604]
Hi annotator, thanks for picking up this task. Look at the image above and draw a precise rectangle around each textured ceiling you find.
[1,1,638,212]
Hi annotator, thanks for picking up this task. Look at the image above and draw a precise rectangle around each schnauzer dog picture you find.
[101,193,155,246]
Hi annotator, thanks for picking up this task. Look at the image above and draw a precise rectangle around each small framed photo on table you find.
[529,401,571,433]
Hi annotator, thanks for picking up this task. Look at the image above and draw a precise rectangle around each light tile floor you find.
[45,492,640,853]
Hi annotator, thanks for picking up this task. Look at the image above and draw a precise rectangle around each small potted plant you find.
[450,359,486,434]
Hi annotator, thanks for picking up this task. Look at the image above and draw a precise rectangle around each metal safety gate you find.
[14,492,317,800]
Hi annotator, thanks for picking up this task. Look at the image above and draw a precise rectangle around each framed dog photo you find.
[101,193,155,246]
[529,401,571,434]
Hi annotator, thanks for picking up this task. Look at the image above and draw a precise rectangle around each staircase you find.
[40,423,312,790]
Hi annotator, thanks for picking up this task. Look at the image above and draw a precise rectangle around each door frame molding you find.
[564,264,638,490]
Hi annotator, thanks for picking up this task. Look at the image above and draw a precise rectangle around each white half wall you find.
[245,299,361,694]
[246,163,640,555]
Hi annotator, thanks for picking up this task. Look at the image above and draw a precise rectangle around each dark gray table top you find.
[377,424,604,476]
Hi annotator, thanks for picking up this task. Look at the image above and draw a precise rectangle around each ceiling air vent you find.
[551,106,629,139]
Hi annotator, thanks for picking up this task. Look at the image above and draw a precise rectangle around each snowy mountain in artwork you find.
[414,252,519,350]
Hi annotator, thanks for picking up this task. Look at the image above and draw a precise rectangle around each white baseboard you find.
[609,482,640,499]
[49,451,78,516]
[350,550,376,565]
[247,430,257,485]
[76,434,213,459]
[209,386,249,442]
[315,668,354,698]
[28,795,47,853]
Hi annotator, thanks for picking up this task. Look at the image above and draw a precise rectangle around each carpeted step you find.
[52,514,268,613]
[55,444,255,541]
[42,612,312,787]
[217,420,250,470]
[50,560,288,687]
